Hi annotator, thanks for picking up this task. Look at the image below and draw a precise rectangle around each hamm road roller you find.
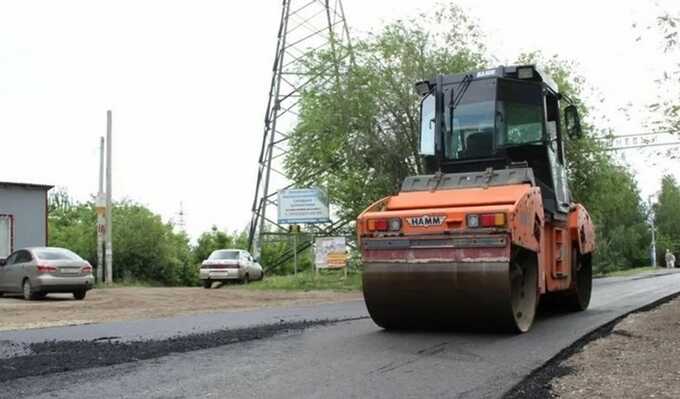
[357,65,595,332]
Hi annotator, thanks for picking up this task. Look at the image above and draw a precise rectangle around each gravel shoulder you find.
[551,295,680,399]
[0,286,361,331]
[506,293,680,398]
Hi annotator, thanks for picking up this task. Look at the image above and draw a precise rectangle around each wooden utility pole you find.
[105,110,113,285]
[96,136,106,283]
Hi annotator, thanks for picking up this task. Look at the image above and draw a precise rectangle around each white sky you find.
[1,0,678,239]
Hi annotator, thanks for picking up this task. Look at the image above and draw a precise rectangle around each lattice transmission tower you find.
[248,0,353,261]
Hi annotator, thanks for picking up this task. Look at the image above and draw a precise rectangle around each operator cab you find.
[417,65,582,216]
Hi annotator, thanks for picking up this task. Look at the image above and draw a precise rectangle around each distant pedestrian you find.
[665,249,676,269]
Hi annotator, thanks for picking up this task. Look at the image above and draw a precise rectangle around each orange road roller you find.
[357,65,595,332]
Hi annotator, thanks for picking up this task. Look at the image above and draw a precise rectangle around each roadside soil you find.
[549,295,680,398]
[0,286,361,331]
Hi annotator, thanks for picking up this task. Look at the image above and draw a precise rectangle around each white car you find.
[199,249,263,288]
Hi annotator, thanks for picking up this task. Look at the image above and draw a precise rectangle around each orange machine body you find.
[357,183,596,296]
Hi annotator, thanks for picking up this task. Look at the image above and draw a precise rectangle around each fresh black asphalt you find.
[1,271,679,399]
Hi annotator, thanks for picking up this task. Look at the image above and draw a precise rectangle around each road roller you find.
[357,65,596,332]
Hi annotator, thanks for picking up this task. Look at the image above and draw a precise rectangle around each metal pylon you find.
[248,0,353,261]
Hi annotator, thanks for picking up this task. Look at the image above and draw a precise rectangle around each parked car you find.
[199,249,263,288]
[0,247,94,300]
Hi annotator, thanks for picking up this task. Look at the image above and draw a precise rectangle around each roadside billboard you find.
[315,237,347,269]
[278,188,330,225]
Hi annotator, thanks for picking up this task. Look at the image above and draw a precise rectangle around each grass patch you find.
[595,266,658,278]
[245,270,362,292]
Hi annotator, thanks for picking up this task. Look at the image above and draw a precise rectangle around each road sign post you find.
[293,227,298,275]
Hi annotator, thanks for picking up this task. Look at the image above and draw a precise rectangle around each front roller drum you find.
[362,253,538,333]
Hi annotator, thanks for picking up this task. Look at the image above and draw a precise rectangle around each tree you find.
[518,53,651,272]
[652,11,680,133]
[48,190,97,264]
[285,5,487,220]
[655,175,680,259]
[288,7,650,273]
[111,201,192,285]
[48,192,194,286]
[192,226,247,266]
[583,163,651,272]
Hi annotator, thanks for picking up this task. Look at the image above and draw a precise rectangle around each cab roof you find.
[434,64,559,94]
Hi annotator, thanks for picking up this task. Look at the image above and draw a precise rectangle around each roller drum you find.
[362,258,537,332]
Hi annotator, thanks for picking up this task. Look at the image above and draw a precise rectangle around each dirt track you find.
[0,286,361,331]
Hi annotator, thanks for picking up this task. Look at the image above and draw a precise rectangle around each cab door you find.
[545,91,570,214]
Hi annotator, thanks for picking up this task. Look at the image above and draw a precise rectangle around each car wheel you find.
[202,280,212,289]
[23,279,40,301]
[73,290,87,300]
[0,291,4,297]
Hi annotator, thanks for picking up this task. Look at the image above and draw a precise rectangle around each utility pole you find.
[96,136,106,283]
[293,226,298,275]
[177,202,186,233]
[105,110,113,285]
[651,220,657,268]
[649,195,657,268]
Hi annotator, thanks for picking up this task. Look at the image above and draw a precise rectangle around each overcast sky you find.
[1,0,678,239]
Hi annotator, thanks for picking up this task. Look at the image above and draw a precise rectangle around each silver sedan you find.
[200,249,264,288]
[0,247,95,300]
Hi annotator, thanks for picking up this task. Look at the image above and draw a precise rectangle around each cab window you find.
[497,79,544,146]
[419,94,436,155]
[505,102,544,144]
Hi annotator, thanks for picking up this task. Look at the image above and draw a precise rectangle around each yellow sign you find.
[315,237,347,269]
[326,252,347,268]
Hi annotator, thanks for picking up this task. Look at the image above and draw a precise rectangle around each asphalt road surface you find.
[2,271,680,399]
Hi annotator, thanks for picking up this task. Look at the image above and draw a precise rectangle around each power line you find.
[592,130,679,152]
[593,130,679,140]
[602,141,680,151]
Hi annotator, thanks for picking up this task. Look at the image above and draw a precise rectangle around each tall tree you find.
[518,53,651,272]
[192,226,246,266]
[287,8,651,273]
[652,11,680,133]
[655,175,680,259]
[48,193,194,286]
[285,5,487,220]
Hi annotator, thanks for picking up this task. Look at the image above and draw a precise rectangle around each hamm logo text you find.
[407,215,447,227]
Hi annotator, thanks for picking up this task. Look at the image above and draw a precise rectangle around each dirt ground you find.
[0,286,361,331]
[551,296,680,399]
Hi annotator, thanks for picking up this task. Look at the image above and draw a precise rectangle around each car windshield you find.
[34,248,82,261]
[209,250,240,260]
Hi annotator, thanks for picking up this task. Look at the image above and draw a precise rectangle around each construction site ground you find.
[0,286,361,332]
